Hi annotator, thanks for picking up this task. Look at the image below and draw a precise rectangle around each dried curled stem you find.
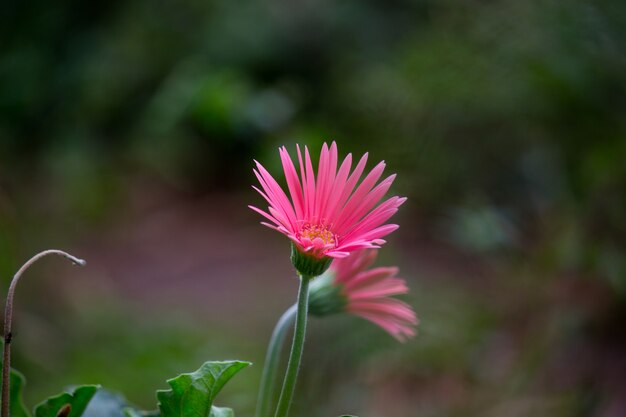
[1,250,86,417]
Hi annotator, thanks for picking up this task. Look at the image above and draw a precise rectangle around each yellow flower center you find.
[300,224,336,246]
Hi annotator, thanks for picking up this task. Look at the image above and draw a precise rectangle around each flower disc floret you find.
[297,224,337,255]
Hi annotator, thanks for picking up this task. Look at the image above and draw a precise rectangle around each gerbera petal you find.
[304,145,317,219]
[351,224,400,244]
[332,153,369,216]
[280,147,305,219]
[341,196,406,243]
[334,174,397,234]
[351,311,416,342]
[325,250,351,258]
[334,161,387,232]
[253,165,297,230]
[348,279,409,299]
[324,152,353,221]
[343,267,399,290]
[248,205,280,226]
[332,248,377,283]
[314,143,330,221]
[317,142,338,222]
[348,299,418,323]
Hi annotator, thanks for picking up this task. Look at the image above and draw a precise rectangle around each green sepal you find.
[290,243,332,277]
[34,385,99,417]
[308,272,346,316]
[157,360,250,417]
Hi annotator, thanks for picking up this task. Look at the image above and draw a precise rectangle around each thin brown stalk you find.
[1,250,85,417]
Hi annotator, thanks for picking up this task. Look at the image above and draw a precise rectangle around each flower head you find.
[309,249,417,342]
[249,142,406,272]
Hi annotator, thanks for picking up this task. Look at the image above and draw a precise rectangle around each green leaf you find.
[208,406,233,417]
[0,369,32,417]
[34,385,99,417]
[157,361,250,417]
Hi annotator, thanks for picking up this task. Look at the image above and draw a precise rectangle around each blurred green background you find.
[1,0,625,416]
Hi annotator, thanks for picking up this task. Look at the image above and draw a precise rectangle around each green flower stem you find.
[2,250,85,417]
[255,304,297,417]
[273,274,311,417]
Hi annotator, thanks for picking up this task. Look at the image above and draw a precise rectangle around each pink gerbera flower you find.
[310,249,418,341]
[249,142,406,264]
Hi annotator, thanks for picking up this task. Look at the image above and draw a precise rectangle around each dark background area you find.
[1,1,625,416]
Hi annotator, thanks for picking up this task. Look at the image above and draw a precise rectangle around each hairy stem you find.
[255,304,297,417]
[274,275,311,417]
[2,250,85,417]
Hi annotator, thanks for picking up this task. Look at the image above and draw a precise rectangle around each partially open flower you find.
[249,142,405,276]
[309,249,417,342]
